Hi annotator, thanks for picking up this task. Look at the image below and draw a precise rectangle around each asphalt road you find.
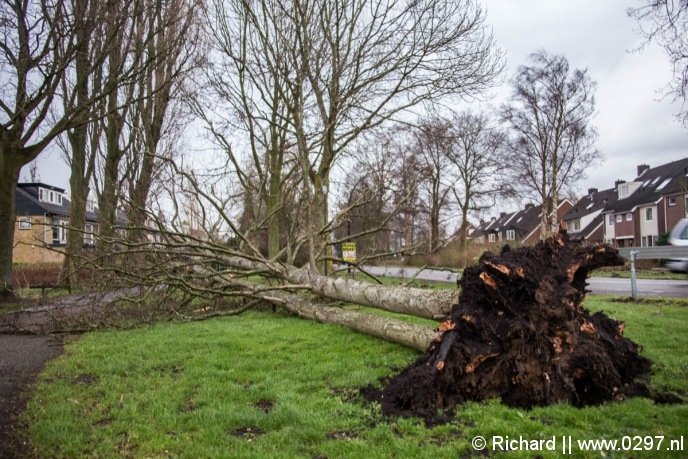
[356,265,688,298]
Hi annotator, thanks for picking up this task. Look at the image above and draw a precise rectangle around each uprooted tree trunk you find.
[214,255,455,320]
[374,232,652,422]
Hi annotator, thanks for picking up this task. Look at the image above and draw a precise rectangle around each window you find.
[616,215,622,223]
[572,220,581,231]
[52,218,66,245]
[608,215,614,226]
[668,196,676,206]
[39,187,64,205]
[626,213,632,221]
[84,223,96,245]
[658,178,672,190]
[506,229,515,241]
[18,217,31,230]
[642,236,657,247]
[488,233,496,243]
[644,207,653,222]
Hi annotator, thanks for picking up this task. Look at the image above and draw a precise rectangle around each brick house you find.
[13,183,99,264]
[562,187,617,245]
[602,158,688,247]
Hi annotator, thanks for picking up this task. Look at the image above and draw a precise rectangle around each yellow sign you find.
[342,242,357,263]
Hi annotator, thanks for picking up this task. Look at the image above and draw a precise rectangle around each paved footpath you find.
[0,334,64,459]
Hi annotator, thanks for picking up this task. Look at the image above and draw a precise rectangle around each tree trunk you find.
[218,255,455,320]
[266,147,282,260]
[0,152,21,299]
[63,163,88,288]
[459,195,470,267]
[266,289,436,351]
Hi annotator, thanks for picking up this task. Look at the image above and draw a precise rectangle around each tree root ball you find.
[374,232,652,422]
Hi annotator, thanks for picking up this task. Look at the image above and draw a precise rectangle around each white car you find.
[666,218,688,273]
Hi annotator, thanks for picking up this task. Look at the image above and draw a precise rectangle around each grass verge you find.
[24,296,688,458]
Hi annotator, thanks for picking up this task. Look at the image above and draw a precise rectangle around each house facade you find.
[562,187,617,245]
[601,159,688,247]
[13,183,99,264]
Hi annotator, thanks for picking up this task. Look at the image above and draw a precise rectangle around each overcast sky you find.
[482,0,687,194]
[25,0,688,199]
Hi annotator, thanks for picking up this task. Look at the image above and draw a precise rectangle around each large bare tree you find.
[33,0,502,346]
[204,0,502,273]
[447,110,507,258]
[201,0,298,261]
[628,0,688,124]
[501,51,600,239]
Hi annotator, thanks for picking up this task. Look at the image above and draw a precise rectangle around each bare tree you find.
[0,0,111,297]
[268,0,502,272]
[411,119,454,253]
[38,0,502,345]
[332,135,403,263]
[447,110,506,258]
[628,0,688,124]
[501,51,600,239]
[200,0,298,261]
[124,0,201,242]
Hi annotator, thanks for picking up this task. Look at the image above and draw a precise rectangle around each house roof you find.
[610,157,688,213]
[563,187,617,221]
[474,199,571,243]
[568,213,604,241]
[15,184,100,222]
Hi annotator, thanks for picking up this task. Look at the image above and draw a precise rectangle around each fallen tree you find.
[371,231,652,421]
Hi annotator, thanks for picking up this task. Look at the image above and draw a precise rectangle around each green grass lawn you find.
[24,296,688,458]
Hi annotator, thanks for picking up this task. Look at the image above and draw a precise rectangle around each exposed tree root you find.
[373,232,652,422]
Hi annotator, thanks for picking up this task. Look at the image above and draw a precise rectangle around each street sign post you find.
[342,242,357,263]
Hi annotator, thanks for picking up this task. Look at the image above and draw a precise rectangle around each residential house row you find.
[563,158,688,247]
[468,157,688,248]
[468,199,574,245]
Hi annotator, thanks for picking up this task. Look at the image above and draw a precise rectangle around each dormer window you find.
[38,187,63,205]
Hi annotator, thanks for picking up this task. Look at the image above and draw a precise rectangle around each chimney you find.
[525,203,534,210]
[588,188,598,196]
[491,216,496,222]
[637,164,650,176]
[615,179,625,188]
[499,212,507,219]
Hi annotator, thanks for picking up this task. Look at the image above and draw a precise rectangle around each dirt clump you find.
[375,231,652,422]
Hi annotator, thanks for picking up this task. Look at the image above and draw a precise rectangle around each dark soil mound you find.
[376,232,652,421]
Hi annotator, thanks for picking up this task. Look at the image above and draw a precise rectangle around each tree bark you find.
[0,153,21,298]
[265,289,436,351]
[218,255,455,320]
